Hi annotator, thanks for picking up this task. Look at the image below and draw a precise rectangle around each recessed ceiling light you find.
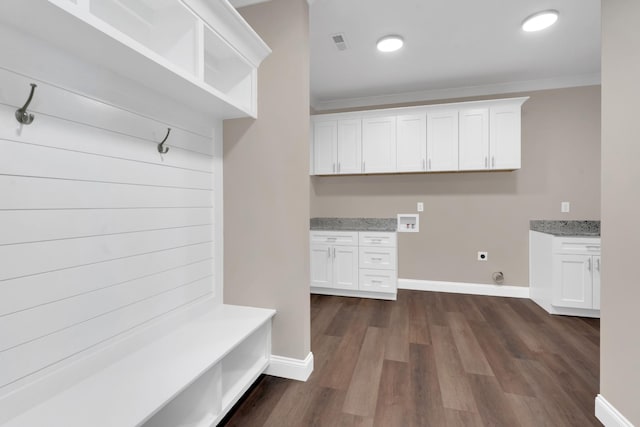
[522,10,559,32]
[377,35,404,52]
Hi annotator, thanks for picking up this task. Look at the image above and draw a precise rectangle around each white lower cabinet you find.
[310,230,397,299]
[333,245,359,290]
[553,254,597,309]
[530,231,600,317]
[310,234,359,290]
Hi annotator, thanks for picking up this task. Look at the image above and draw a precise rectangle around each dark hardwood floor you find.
[222,290,601,427]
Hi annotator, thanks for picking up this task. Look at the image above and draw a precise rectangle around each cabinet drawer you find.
[553,237,601,255]
[310,231,358,245]
[359,247,397,270]
[358,231,396,247]
[359,269,397,293]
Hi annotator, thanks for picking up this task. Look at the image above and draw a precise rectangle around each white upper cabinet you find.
[0,0,271,119]
[310,97,527,176]
[427,109,459,172]
[396,114,427,172]
[362,116,397,173]
[458,108,490,170]
[312,119,362,175]
[490,104,522,170]
[337,119,362,174]
[313,121,338,175]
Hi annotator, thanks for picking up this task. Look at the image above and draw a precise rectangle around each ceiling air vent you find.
[331,33,348,51]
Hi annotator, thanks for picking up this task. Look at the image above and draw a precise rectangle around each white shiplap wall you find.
[0,65,218,401]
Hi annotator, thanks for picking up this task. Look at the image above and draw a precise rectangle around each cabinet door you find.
[313,121,337,175]
[427,109,459,171]
[310,243,332,287]
[490,105,521,170]
[333,246,359,290]
[396,114,426,172]
[362,116,396,173]
[592,256,601,310]
[552,254,593,309]
[458,108,489,170]
[336,119,362,174]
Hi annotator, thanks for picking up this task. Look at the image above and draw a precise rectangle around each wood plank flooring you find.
[222,291,601,427]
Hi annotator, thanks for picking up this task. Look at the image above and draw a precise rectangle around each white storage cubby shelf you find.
[1,302,275,427]
[310,97,528,176]
[0,0,270,118]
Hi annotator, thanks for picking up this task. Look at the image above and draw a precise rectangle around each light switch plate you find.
[417,202,424,212]
[561,201,570,213]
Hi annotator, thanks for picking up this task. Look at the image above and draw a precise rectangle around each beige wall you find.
[600,0,640,424]
[223,0,310,360]
[311,86,601,286]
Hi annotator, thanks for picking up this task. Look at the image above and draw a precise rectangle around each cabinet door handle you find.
[338,162,341,173]
[587,258,592,272]
[327,247,331,258]
[491,156,495,168]
[333,247,336,258]
[332,163,336,173]
[484,156,488,168]
[596,258,600,272]
[362,161,365,172]
[422,158,426,170]
[428,158,432,170]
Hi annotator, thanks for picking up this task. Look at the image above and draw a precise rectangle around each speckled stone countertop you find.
[310,217,397,232]
[530,220,600,237]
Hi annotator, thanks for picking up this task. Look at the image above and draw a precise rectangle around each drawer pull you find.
[327,237,337,241]
[586,245,600,250]
[371,280,382,284]
[371,257,383,261]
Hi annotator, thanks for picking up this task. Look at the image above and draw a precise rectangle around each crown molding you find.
[311,73,601,112]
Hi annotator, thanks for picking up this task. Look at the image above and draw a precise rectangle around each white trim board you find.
[311,73,601,112]
[596,395,636,427]
[265,352,314,382]
[398,279,530,299]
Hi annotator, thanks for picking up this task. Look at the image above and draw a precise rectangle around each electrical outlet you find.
[477,251,488,261]
[561,201,570,213]
[417,202,424,212]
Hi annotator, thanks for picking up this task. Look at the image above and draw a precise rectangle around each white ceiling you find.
[310,0,601,111]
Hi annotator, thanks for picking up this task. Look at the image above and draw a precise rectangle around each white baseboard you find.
[398,278,530,299]
[311,286,396,301]
[265,352,314,382]
[596,394,636,427]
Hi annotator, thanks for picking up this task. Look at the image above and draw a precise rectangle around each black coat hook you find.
[158,128,170,154]
[15,83,37,125]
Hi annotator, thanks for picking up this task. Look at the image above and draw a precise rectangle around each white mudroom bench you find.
[1,302,275,427]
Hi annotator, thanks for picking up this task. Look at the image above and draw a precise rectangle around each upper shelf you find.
[0,0,271,119]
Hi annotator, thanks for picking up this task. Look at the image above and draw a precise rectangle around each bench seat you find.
[3,304,275,427]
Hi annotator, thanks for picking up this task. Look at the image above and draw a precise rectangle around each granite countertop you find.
[310,217,397,232]
[530,220,600,237]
